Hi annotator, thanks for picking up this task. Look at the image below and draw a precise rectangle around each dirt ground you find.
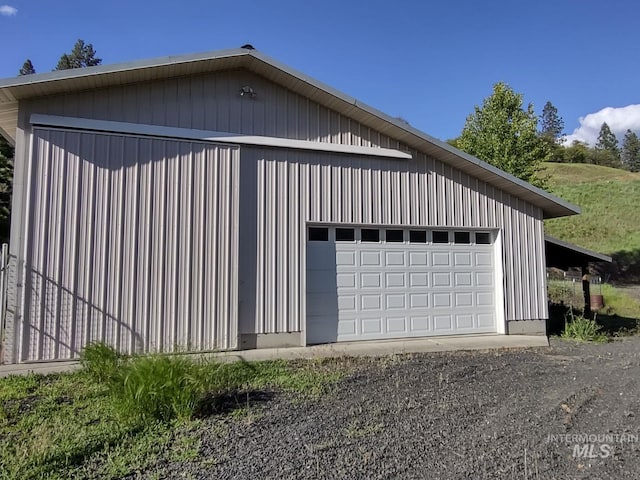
[137,337,640,480]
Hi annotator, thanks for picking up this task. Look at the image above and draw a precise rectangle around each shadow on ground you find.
[547,302,640,337]
[195,390,275,418]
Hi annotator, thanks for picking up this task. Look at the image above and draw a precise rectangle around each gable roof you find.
[0,47,579,219]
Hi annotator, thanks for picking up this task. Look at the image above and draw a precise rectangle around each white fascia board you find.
[30,114,413,160]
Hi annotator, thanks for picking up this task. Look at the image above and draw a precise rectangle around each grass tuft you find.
[112,354,214,423]
[561,311,608,343]
[80,342,125,382]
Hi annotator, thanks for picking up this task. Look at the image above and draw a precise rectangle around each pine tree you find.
[594,122,621,167]
[456,82,550,186]
[19,59,36,75]
[539,101,564,143]
[55,39,102,70]
[621,129,640,172]
[0,138,13,243]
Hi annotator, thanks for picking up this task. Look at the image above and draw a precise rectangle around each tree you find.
[594,122,620,167]
[539,101,564,142]
[621,129,640,172]
[0,40,102,244]
[456,82,550,186]
[19,59,36,75]
[55,39,102,70]
[556,140,590,164]
[0,138,13,243]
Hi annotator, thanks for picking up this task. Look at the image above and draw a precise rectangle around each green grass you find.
[0,350,348,480]
[542,162,640,255]
[600,283,640,319]
[543,162,640,186]
[543,163,640,254]
[561,311,608,343]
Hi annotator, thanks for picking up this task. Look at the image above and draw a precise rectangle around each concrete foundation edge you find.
[239,332,302,350]
[506,319,547,335]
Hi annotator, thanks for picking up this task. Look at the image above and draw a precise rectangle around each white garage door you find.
[306,226,498,344]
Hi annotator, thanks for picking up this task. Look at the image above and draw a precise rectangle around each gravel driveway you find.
[140,337,640,480]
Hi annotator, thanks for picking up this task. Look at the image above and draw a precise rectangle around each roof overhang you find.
[0,48,580,219]
[545,235,612,269]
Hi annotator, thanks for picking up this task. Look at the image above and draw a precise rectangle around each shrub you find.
[112,354,214,423]
[79,344,216,423]
[547,279,582,307]
[561,312,607,343]
[80,342,125,382]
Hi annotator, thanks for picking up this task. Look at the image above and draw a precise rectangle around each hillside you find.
[542,162,640,281]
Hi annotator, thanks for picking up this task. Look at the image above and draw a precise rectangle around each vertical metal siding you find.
[248,149,547,335]
[18,128,239,361]
[25,70,413,152]
[12,69,549,358]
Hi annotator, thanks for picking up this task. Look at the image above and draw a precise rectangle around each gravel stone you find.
[133,337,640,479]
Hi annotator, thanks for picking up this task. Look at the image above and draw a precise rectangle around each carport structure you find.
[545,235,612,316]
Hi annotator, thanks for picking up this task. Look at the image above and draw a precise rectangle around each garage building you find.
[0,48,580,363]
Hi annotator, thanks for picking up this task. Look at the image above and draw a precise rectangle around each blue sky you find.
[1,0,639,144]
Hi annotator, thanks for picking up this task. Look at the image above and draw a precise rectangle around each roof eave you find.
[545,235,612,263]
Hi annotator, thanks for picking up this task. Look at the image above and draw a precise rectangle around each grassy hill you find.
[542,162,640,282]
[543,163,640,254]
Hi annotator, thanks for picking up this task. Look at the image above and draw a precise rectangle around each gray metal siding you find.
[3,69,549,362]
[14,128,239,362]
[21,70,409,152]
[241,148,547,337]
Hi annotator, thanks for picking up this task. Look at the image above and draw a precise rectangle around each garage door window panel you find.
[454,231,471,244]
[409,230,427,243]
[308,227,329,241]
[475,232,492,244]
[432,231,449,243]
[336,228,355,242]
[385,229,404,242]
[361,229,380,242]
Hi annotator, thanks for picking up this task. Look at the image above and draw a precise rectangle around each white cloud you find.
[564,104,640,146]
[0,5,17,16]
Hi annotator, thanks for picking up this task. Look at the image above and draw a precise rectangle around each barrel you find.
[590,294,604,310]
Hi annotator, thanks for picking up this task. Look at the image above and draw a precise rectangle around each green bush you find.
[111,354,214,423]
[80,342,125,382]
[561,312,607,343]
[547,279,582,306]
[79,344,215,423]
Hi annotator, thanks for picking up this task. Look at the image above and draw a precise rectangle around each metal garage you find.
[306,225,502,344]
[0,47,584,363]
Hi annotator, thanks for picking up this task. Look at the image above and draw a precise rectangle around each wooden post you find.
[582,265,591,319]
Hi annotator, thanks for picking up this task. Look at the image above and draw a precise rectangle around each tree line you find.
[557,125,640,172]
[0,40,101,243]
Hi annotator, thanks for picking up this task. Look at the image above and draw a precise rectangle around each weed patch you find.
[561,312,608,343]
